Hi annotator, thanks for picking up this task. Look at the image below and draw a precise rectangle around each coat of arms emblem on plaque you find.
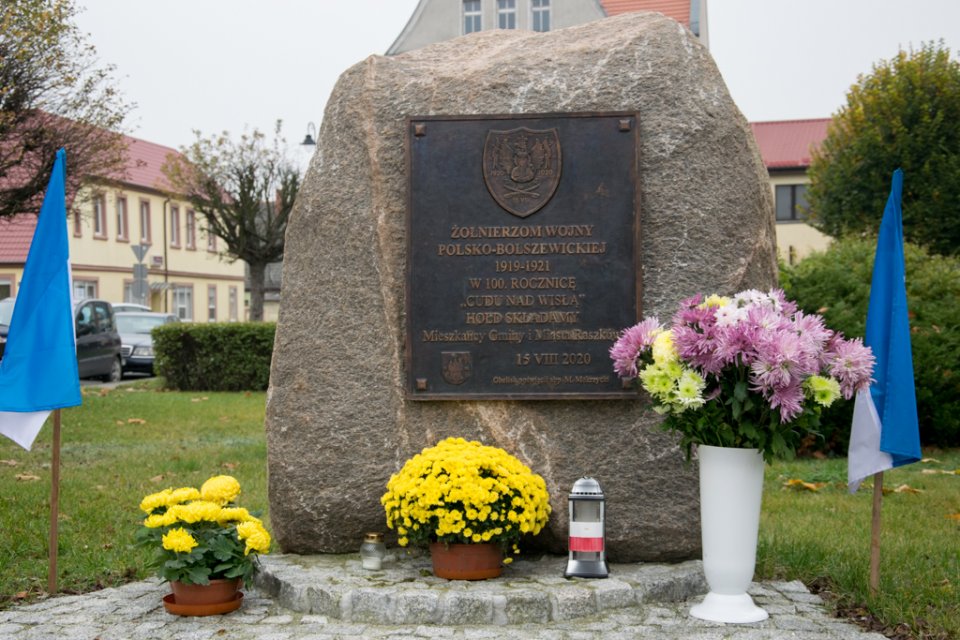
[441,351,473,385]
[483,127,562,218]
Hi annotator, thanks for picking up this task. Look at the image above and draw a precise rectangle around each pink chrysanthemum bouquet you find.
[610,289,875,461]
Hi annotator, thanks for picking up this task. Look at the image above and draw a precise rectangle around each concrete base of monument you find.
[253,552,707,625]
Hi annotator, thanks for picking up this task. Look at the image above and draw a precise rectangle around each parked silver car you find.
[111,302,152,313]
[114,311,178,376]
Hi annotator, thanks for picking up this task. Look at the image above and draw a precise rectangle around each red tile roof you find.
[0,214,37,265]
[600,0,691,27]
[0,134,185,264]
[105,134,181,193]
[750,119,830,170]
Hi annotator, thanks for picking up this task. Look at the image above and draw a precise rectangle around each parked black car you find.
[0,297,123,382]
[0,297,12,360]
[115,311,178,376]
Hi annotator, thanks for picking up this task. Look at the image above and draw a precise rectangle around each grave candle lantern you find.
[360,532,386,570]
[564,477,608,578]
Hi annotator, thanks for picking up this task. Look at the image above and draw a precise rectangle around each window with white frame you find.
[170,205,181,247]
[172,285,193,320]
[497,0,516,29]
[207,285,217,322]
[186,210,196,249]
[116,196,128,240]
[123,281,133,303]
[0,275,13,299]
[463,0,481,34]
[139,200,151,243]
[73,279,97,300]
[229,286,238,321]
[93,194,106,238]
[532,0,550,32]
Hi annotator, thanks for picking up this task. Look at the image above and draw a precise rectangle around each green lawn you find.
[0,381,956,639]
[757,451,959,640]
[0,379,268,605]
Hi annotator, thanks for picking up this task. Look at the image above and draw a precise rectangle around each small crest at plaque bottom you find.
[441,351,473,385]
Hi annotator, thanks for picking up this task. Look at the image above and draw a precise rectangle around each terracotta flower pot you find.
[170,578,241,606]
[430,542,502,580]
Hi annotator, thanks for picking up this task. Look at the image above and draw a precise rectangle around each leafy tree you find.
[0,0,130,218]
[162,123,299,321]
[807,42,960,257]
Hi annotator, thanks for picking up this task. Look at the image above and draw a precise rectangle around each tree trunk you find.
[248,262,266,321]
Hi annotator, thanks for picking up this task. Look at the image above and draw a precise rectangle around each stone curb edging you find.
[253,553,707,625]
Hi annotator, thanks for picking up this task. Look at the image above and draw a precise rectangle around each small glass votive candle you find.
[360,532,386,570]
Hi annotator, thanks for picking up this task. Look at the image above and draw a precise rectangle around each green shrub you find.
[782,238,960,452]
[153,322,276,391]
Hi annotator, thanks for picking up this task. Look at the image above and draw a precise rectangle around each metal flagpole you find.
[48,409,61,594]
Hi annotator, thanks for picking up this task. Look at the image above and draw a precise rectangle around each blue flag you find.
[0,149,81,450]
[848,169,922,491]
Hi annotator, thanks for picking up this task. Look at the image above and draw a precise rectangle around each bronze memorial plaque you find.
[406,113,639,399]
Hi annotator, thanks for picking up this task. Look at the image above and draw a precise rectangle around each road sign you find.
[131,278,149,305]
[131,243,149,263]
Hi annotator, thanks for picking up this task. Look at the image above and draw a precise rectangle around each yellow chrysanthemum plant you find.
[381,438,551,563]
[136,475,271,586]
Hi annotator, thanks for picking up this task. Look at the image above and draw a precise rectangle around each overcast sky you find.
[74,0,960,156]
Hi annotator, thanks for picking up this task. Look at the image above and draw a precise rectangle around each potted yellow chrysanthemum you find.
[137,475,271,615]
[381,437,551,580]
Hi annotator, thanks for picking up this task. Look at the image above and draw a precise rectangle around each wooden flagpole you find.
[48,409,61,594]
[869,471,883,595]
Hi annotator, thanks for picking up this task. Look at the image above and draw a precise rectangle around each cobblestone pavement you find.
[0,556,888,640]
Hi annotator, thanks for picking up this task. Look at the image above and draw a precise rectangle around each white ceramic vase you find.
[689,444,769,624]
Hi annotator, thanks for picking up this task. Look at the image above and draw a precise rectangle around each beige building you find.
[751,119,832,263]
[0,134,245,321]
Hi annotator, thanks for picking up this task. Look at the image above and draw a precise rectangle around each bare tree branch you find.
[0,0,132,218]
[162,121,299,321]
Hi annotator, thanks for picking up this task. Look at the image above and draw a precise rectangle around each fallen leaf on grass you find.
[150,474,165,483]
[15,473,40,481]
[921,469,959,475]
[126,418,146,425]
[14,591,29,600]
[921,457,941,464]
[883,484,923,494]
[947,513,960,521]
[784,478,827,491]
[0,459,17,466]
[221,462,239,470]
[115,420,125,426]
[190,397,209,402]
[98,389,110,397]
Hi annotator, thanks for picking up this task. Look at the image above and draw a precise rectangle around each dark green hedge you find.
[781,238,960,452]
[153,322,276,391]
